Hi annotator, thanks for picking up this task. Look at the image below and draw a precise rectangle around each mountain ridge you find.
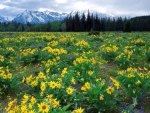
[0,10,136,24]
[0,16,9,23]
[12,10,68,24]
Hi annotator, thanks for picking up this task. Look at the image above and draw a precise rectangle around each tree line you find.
[66,11,150,32]
[0,21,65,32]
[0,11,150,32]
[66,12,126,31]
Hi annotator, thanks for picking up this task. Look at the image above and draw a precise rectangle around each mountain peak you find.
[22,10,32,14]
[13,10,68,24]
[0,16,9,23]
[24,9,29,12]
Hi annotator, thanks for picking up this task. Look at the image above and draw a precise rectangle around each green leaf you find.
[61,104,72,111]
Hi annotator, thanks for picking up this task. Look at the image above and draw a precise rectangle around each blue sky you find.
[0,0,149,19]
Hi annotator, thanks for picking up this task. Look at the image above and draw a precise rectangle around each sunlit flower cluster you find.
[20,48,36,56]
[75,40,89,48]
[42,46,67,55]
[0,67,12,79]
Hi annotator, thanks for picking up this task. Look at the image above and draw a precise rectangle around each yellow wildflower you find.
[99,94,104,101]
[40,82,46,91]
[66,87,74,95]
[30,80,38,87]
[61,68,67,77]
[7,73,12,79]
[84,82,91,90]
[22,94,29,104]
[49,81,56,89]
[0,55,4,62]
[110,77,120,89]
[71,77,76,84]
[21,105,27,113]
[128,73,134,78]
[87,70,94,76]
[51,99,60,108]
[81,86,87,92]
[72,107,84,113]
[38,102,50,113]
[106,86,114,95]
[30,96,36,105]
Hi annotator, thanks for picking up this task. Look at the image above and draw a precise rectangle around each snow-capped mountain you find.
[0,10,114,24]
[0,16,9,23]
[13,10,68,24]
[44,11,68,20]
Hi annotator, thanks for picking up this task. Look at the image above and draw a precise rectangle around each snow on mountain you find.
[1,10,115,24]
[44,11,68,20]
[0,16,9,23]
[13,10,68,24]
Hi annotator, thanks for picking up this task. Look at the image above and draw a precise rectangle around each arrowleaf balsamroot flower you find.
[66,87,74,95]
[72,107,84,113]
[106,86,114,95]
[38,102,50,113]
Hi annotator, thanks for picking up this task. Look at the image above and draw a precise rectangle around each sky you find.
[0,0,149,19]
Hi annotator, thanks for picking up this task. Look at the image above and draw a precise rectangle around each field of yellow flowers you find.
[0,32,150,113]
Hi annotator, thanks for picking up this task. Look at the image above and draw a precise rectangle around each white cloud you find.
[0,0,11,3]
[0,4,8,9]
[65,1,107,13]
[0,0,149,19]
[55,0,68,4]
[38,8,55,12]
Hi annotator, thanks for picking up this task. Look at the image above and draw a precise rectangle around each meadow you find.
[0,32,149,113]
